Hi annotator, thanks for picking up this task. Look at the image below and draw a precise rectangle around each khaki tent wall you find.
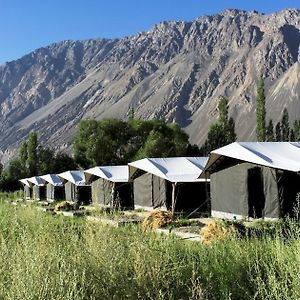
[32,186,46,201]
[24,186,32,199]
[46,183,65,201]
[210,162,292,220]
[91,178,133,209]
[92,178,113,206]
[133,173,167,210]
[133,173,209,212]
[65,182,91,205]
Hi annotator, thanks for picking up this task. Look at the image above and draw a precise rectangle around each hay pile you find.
[142,209,174,231]
[54,201,74,212]
[200,220,237,245]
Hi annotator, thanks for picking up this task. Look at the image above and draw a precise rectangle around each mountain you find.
[1,8,300,161]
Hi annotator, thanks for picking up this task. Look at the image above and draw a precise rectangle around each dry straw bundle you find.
[53,201,74,212]
[142,209,174,231]
[200,220,237,245]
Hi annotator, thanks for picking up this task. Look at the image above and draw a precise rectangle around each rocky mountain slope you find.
[1,8,300,161]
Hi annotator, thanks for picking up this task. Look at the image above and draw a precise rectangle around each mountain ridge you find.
[1,8,300,162]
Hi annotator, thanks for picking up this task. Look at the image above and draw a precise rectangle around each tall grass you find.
[0,200,299,299]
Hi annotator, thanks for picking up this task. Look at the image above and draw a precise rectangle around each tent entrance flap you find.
[247,167,265,218]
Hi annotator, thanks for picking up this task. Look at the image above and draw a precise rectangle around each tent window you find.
[248,167,265,218]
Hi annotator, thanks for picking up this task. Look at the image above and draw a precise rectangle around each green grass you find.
[0,199,299,299]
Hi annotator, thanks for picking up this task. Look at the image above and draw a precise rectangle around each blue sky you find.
[0,0,300,64]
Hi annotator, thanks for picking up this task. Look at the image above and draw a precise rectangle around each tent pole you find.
[111,182,116,208]
[171,182,177,215]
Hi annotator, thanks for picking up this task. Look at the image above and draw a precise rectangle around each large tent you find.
[19,178,32,199]
[129,157,209,213]
[85,166,133,209]
[58,171,91,205]
[40,174,65,202]
[26,176,46,201]
[201,142,300,220]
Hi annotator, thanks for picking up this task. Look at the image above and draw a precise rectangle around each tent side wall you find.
[91,178,114,206]
[133,173,167,210]
[263,168,280,219]
[46,183,65,201]
[32,186,46,201]
[65,182,77,203]
[65,182,91,204]
[211,162,281,220]
[24,186,32,199]
[211,163,250,220]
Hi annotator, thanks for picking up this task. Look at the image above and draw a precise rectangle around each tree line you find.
[0,118,200,191]
[256,76,300,142]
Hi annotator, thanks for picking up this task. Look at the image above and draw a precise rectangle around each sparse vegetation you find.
[0,199,299,299]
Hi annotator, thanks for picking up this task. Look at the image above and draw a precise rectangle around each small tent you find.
[19,178,32,199]
[26,176,46,201]
[201,142,300,220]
[129,157,209,213]
[58,171,91,205]
[40,174,65,202]
[85,165,133,209]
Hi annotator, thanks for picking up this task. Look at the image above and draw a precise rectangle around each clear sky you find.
[1,0,300,64]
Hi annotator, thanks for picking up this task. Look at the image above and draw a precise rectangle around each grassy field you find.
[0,196,299,299]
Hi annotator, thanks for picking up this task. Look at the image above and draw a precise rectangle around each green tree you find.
[293,119,300,141]
[73,118,191,167]
[200,96,236,154]
[275,122,281,142]
[26,132,38,176]
[266,119,275,142]
[256,76,266,142]
[281,108,290,141]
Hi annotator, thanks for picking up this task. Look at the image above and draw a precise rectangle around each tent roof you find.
[26,176,45,187]
[58,170,87,186]
[201,142,300,177]
[40,174,63,186]
[85,165,128,183]
[129,157,209,182]
[19,178,30,187]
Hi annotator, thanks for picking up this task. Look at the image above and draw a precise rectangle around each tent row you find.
[20,142,300,220]
[20,157,210,213]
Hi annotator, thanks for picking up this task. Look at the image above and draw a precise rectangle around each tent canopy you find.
[201,142,300,177]
[129,157,209,183]
[26,176,45,187]
[85,165,129,183]
[19,178,30,187]
[58,170,87,186]
[40,174,63,186]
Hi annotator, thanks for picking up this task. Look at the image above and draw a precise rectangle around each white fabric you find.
[26,176,45,187]
[19,178,30,187]
[84,165,128,183]
[202,142,300,177]
[40,174,63,186]
[58,170,87,186]
[129,157,209,182]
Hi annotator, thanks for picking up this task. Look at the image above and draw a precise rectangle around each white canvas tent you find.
[19,178,31,199]
[85,166,129,183]
[202,142,300,220]
[57,171,91,204]
[26,176,46,200]
[40,174,64,201]
[85,166,133,208]
[129,157,209,212]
